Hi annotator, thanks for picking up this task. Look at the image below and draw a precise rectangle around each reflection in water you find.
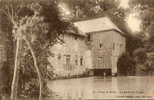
[47,76,154,99]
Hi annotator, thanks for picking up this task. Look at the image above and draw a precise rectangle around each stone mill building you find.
[48,16,126,77]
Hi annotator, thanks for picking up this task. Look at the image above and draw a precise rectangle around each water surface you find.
[47,76,154,99]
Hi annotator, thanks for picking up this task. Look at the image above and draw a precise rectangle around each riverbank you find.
[48,72,91,81]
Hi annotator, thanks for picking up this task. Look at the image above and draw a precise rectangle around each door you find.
[97,57,104,68]
[65,55,71,71]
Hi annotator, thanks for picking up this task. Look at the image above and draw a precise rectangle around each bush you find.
[117,52,135,76]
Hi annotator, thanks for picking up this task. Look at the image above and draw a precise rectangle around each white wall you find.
[90,30,125,74]
[48,34,92,77]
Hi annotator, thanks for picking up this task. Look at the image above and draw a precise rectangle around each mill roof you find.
[74,17,123,35]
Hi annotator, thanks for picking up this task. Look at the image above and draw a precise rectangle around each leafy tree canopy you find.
[0,0,71,98]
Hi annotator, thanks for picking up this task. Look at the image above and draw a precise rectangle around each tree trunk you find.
[10,38,20,100]
[24,38,42,100]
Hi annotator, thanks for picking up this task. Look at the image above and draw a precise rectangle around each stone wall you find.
[48,33,92,78]
[90,30,125,75]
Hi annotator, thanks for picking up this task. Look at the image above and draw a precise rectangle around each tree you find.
[133,48,147,64]
[117,52,135,76]
[0,0,70,100]
[130,0,154,8]
[64,0,130,34]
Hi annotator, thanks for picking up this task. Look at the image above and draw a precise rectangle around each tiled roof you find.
[74,17,122,35]
[65,24,86,37]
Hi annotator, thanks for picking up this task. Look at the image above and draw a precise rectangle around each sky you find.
[118,0,130,9]
[117,0,142,34]
[58,3,71,16]
[126,12,141,33]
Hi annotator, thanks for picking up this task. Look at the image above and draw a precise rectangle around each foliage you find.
[16,2,69,97]
[130,0,154,8]
[0,6,14,96]
[0,0,70,98]
[132,48,154,75]
[126,36,144,56]
[133,48,147,64]
[62,0,130,36]
[117,52,135,76]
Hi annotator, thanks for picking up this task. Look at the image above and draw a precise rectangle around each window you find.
[113,43,115,50]
[75,55,78,65]
[87,34,91,41]
[57,53,61,60]
[80,56,83,66]
[65,55,71,65]
[98,57,103,65]
[99,40,103,48]
[99,43,102,48]
[64,55,71,71]
[74,36,78,40]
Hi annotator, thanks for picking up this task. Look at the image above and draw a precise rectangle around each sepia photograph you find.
[0,0,154,100]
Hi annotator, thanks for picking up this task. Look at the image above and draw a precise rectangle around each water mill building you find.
[48,16,126,77]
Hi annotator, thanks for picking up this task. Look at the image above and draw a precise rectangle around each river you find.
[47,76,154,99]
